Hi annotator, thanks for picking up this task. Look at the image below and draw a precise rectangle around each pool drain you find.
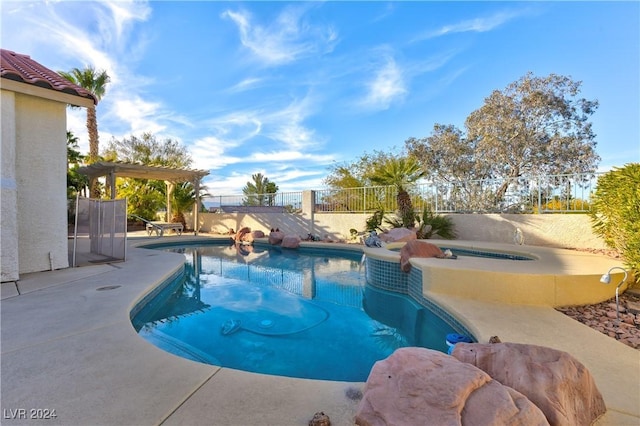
[259,319,274,328]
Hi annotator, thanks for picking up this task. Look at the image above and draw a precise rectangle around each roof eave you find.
[1,77,96,108]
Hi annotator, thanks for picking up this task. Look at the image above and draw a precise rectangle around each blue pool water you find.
[131,243,462,382]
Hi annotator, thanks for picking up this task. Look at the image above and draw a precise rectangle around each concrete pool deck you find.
[1,235,638,425]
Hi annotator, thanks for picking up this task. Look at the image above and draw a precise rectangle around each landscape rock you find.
[281,234,301,249]
[399,240,446,272]
[268,230,285,245]
[308,411,331,426]
[235,227,253,244]
[557,291,640,349]
[452,342,606,426]
[379,228,416,243]
[251,230,265,239]
[355,347,548,426]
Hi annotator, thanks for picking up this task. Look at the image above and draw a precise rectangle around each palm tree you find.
[59,66,110,198]
[242,173,278,206]
[171,181,210,229]
[369,156,425,228]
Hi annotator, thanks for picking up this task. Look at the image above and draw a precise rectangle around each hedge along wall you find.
[186,211,607,250]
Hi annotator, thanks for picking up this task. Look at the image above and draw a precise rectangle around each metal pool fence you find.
[208,172,601,214]
[71,196,127,266]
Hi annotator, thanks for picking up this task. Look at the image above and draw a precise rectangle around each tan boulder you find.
[399,240,446,272]
[235,227,253,244]
[251,230,265,239]
[268,230,285,245]
[281,234,301,249]
[355,347,548,426]
[452,342,606,426]
[379,228,417,243]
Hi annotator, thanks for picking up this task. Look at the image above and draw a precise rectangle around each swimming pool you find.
[131,242,468,382]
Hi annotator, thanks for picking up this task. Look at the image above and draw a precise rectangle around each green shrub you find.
[416,207,456,239]
[590,163,640,284]
[365,209,386,232]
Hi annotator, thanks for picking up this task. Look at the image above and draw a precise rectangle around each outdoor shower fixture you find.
[600,266,628,324]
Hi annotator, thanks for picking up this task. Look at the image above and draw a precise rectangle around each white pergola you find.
[78,161,210,234]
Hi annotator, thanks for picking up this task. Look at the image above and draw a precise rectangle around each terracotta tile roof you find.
[1,49,97,104]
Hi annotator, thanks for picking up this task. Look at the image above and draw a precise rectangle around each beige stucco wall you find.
[189,210,606,250]
[1,90,19,281]
[447,213,607,249]
[1,91,69,280]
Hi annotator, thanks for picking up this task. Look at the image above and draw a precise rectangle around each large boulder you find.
[235,227,253,244]
[355,347,548,426]
[281,234,301,249]
[452,342,606,426]
[379,228,417,243]
[268,230,285,245]
[251,230,265,239]
[399,240,446,272]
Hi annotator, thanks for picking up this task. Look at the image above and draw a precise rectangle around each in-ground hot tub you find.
[363,240,629,307]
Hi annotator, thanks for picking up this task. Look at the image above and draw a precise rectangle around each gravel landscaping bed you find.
[557,290,640,350]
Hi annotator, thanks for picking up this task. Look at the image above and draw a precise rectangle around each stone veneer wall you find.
[188,209,606,250]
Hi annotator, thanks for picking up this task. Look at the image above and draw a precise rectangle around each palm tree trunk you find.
[87,105,100,198]
[397,189,415,228]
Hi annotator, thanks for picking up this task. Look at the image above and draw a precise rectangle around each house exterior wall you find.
[2,91,69,280]
[1,90,19,281]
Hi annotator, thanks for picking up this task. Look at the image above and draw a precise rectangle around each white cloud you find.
[111,96,166,135]
[246,151,334,164]
[200,113,263,146]
[227,77,265,93]
[359,51,407,111]
[102,0,151,43]
[263,96,321,150]
[2,0,161,153]
[221,5,338,65]
[189,137,243,172]
[416,9,527,41]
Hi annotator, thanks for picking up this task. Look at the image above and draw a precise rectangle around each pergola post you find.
[193,178,200,235]
[165,181,174,222]
[109,171,116,199]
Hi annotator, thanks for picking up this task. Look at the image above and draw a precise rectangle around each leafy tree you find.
[103,132,192,168]
[467,72,599,198]
[103,133,193,219]
[324,150,399,189]
[590,163,640,285]
[120,179,166,221]
[405,124,483,183]
[406,125,494,212]
[407,73,600,203]
[323,164,366,189]
[242,173,278,206]
[323,150,408,212]
[369,155,425,228]
[59,66,110,197]
[66,131,88,198]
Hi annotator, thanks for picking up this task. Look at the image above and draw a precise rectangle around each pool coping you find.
[1,234,638,425]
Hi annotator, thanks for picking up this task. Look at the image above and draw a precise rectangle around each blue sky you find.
[2,1,639,195]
